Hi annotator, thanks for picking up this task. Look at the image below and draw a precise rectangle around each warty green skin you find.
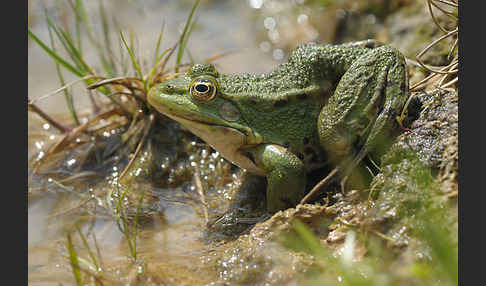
[148,40,409,212]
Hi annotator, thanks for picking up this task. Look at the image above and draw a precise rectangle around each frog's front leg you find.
[249,144,306,212]
[318,45,408,187]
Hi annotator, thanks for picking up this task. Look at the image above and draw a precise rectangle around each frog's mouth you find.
[162,113,266,175]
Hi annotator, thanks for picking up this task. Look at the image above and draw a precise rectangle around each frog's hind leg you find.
[318,45,408,189]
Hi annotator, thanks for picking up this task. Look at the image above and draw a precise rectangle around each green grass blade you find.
[75,224,100,271]
[120,31,143,79]
[71,0,97,47]
[99,0,116,77]
[117,209,135,260]
[292,220,328,258]
[131,189,146,260]
[47,22,81,126]
[175,0,200,72]
[44,10,87,74]
[183,18,198,65]
[28,29,84,77]
[71,0,114,77]
[154,21,165,64]
[58,28,94,74]
[74,3,82,55]
[146,48,171,91]
[66,233,83,286]
[33,3,131,116]
[47,17,96,78]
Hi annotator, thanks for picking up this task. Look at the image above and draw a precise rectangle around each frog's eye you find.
[190,78,217,101]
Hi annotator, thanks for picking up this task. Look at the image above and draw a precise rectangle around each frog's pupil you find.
[195,84,209,93]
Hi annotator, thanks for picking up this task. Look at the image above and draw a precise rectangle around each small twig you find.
[337,217,357,227]
[87,76,144,91]
[48,197,93,218]
[29,75,101,104]
[440,76,458,89]
[28,102,72,133]
[57,171,101,184]
[446,190,458,198]
[92,233,104,271]
[416,28,458,75]
[118,113,155,180]
[300,167,339,205]
[410,64,452,91]
[153,41,179,77]
[447,37,458,61]
[437,61,458,87]
[87,89,101,114]
[373,230,397,242]
[33,108,124,174]
[88,77,147,106]
[202,49,239,63]
[194,165,209,223]
[427,0,454,33]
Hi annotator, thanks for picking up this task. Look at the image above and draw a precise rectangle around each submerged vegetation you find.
[28,0,458,285]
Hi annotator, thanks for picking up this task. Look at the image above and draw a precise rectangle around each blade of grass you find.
[131,188,146,260]
[92,233,104,271]
[70,0,97,47]
[112,16,129,75]
[292,220,328,258]
[183,18,198,64]
[28,29,83,77]
[146,47,172,91]
[154,40,179,77]
[70,0,116,78]
[99,0,116,77]
[114,202,135,261]
[75,224,100,271]
[30,27,131,114]
[47,21,81,126]
[40,2,83,73]
[175,0,200,72]
[74,0,82,54]
[66,232,83,286]
[57,24,94,75]
[45,12,90,75]
[120,31,143,80]
[154,21,165,64]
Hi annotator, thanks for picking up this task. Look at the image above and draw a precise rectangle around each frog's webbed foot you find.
[205,173,268,237]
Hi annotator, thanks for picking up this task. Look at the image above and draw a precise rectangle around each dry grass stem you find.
[29,75,102,104]
[194,165,209,223]
[118,113,155,181]
[300,167,339,205]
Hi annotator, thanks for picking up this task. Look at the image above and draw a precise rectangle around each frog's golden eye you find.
[190,78,217,101]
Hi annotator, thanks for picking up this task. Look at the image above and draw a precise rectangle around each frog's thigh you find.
[318,46,407,162]
[252,144,306,212]
[361,48,408,160]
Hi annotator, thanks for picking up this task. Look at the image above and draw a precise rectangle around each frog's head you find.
[148,63,264,174]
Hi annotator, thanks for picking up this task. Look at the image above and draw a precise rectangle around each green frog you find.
[148,40,409,213]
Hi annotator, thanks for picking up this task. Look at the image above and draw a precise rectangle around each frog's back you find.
[215,40,388,172]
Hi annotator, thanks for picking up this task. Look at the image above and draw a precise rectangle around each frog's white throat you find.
[165,114,265,175]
